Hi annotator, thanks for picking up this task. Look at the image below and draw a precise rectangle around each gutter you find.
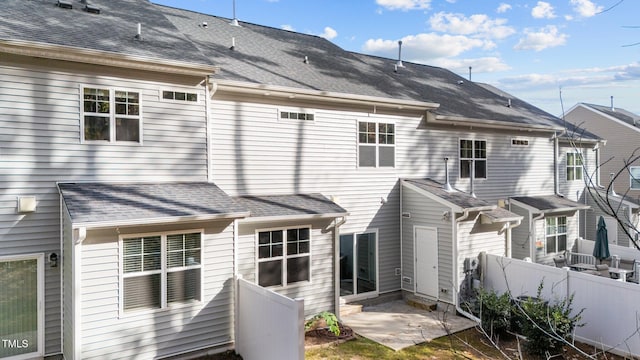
[430,114,563,133]
[0,39,218,77]
[213,80,440,111]
[70,212,251,230]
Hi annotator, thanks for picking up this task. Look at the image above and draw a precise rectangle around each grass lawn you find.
[305,328,506,360]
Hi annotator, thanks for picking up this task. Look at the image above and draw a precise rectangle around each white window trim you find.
[0,253,45,360]
[545,216,567,255]
[458,138,488,180]
[159,89,199,103]
[255,225,312,289]
[80,85,143,145]
[630,166,640,190]
[277,107,316,122]
[357,120,396,168]
[118,229,204,317]
[566,151,584,181]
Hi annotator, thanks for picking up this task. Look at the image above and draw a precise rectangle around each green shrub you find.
[475,288,512,338]
[514,282,584,357]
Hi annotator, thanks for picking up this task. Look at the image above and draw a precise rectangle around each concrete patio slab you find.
[341,300,477,351]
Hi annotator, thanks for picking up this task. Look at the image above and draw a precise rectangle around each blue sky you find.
[152,0,640,116]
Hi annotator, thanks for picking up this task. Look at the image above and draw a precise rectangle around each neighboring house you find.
[565,103,640,246]
[0,1,603,359]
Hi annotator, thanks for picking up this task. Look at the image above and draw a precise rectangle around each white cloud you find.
[319,26,338,40]
[376,0,431,11]
[363,33,485,60]
[431,56,511,74]
[570,0,603,17]
[281,24,295,31]
[514,26,567,51]
[496,3,512,13]
[531,1,556,19]
[429,12,516,40]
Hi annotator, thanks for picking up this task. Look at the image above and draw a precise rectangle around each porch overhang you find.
[233,193,349,222]
[481,207,523,224]
[510,195,590,215]
[57,182,249,231]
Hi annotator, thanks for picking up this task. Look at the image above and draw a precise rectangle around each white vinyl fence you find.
[236,278,304,360]
[482,254,640,357]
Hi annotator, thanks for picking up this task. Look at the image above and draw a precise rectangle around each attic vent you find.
[280,111,314,121]
[57,0,73,9]
[85,4,101,14]
[511,138,529,147]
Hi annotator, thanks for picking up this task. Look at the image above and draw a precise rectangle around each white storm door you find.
[415,227,439,299]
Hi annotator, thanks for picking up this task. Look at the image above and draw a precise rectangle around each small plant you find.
[305,311,340,336]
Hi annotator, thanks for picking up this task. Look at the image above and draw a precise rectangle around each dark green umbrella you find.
[593,216,610,263]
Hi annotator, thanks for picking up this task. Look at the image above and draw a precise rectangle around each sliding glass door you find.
[0,255,43,359]
[339,231,377,299]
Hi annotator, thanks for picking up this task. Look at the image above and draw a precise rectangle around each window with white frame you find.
[545,216,567,254]
[162,90,198,102]
[257,227,310,287]
[566,152,583,181]
[358,121,395,167]
[630,166,640,190]
[82,87,141,143]
[121,231,201,312]
[460,139,487,179]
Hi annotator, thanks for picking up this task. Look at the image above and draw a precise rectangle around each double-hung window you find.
[82,87,141,143]
[545,216,567,254]
[358,121,395,167]
[630,166,640,190]
[566,152,583,181]
[460,139,487,179]
[257,227,310,287]
[121,231,202,312]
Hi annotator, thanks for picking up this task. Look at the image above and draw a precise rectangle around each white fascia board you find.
[237,212,349,224]
[213,80,440,111]
[432,114,563,132]
[71,212,250,230]
[0,39,218,77]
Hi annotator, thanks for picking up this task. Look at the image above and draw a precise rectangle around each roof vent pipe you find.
[135,23,142,40]
[230,0,240,26]
[396,40,404,68]
[611,96,615,111]
[468,66,472,81]
[443,157,454,192]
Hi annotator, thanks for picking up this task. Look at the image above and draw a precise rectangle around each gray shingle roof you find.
[583,103,640,128]
[0,0,212,66]
[234,194,348,219]
[511,195,589,213]
[158,5,564,129]
[403,178,494,210]
[58,182,248,227]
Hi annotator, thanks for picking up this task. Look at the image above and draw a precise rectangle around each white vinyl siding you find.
[0,58,208,356]
[78,222,233,360]
[237,219,334,317]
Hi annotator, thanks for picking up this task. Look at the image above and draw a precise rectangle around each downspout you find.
[333,216,347,320]
[72,226,86,360]
[453,209,480,322]
[504,219,522,258]
[58,191,64,355]
[531,213,545,263]
[204,76,217,183]
[553,132,564,197]
[233,219,239,346]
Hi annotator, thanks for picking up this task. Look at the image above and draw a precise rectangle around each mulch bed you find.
[305,322,356,348]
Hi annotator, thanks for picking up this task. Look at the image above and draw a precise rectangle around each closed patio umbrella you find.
[593,216,610,263]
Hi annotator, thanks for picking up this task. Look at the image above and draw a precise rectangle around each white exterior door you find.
[603,216,618,246]
[415,227,438,299]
